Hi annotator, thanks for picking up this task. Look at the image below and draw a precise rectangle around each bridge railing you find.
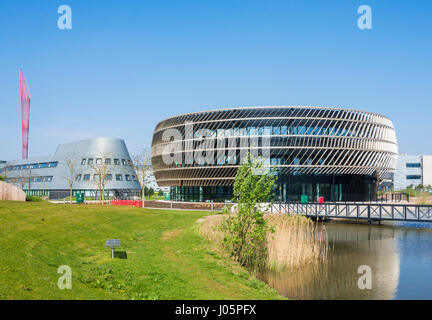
[269,202,432,222]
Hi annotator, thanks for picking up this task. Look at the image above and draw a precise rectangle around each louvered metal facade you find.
[151,106,398,202]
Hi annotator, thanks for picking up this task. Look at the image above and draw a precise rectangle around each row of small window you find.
[81,158,132,166]
[406,175,421,180]
[5,176,53,183]
[76,174,137,182]
[406,163,421,168]
[1,162,58,172]
[162,126,385,139]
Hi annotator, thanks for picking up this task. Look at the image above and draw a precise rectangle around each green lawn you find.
[0,201,282,300]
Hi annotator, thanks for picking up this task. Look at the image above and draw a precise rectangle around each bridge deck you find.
[270,202,432,222]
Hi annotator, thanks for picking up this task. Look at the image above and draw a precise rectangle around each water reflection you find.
[258,222,432,299]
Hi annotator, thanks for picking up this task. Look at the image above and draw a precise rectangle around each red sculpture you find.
[19,69,31,159]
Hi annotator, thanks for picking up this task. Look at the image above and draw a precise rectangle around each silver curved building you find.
[0,138,141,199]
[151,106,398,202]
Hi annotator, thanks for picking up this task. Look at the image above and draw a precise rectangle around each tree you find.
[19,169,26,190]
[132,148,151,208]
[144,186,154,198]
[63,159,76,204]
[90,153,112,204]
[219,154,276,272]
[0,164,8,182]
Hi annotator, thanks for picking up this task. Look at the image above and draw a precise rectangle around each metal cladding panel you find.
[4,138,141,191]
[151,106,398,187]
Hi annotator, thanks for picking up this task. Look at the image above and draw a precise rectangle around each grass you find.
[0,201,283,300]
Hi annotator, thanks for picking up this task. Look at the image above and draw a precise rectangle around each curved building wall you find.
[1,138,141,199]
[151,106,398,202]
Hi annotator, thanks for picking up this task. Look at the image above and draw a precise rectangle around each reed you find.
[265,214,329,271]
[199,213,329,271]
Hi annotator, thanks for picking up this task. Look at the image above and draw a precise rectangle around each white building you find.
[394,154,432,190]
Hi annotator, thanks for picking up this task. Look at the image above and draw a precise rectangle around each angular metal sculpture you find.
[19,69,31,159]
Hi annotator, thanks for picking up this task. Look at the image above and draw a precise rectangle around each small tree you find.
[19,169,26,190]
[63,159,76,204]
[132,148,151,208]
[219,154,276,272]
[90,153,112,204]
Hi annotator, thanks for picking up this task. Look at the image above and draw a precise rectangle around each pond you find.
[258,221,432,299]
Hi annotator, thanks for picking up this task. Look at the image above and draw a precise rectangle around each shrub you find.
[144,187,154,197]
[0,176,4,181]
[26,195,42,202]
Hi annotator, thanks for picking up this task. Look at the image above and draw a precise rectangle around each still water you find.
[259,221,432,299]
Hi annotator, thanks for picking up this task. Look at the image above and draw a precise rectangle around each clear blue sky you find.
[0,0,430,159]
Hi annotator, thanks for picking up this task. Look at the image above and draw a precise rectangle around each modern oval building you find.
[151,106,398,202]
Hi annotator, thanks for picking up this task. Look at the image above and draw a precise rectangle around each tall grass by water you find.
[266,214,329,271]
[200,214,329,271]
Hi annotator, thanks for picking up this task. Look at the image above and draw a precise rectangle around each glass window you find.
[48,162,58,168]
[94,174,100,181]
[81,159,86,165]
[128,160,132,166]
[116,174,123,181]
[22,164,30,170]
[105,158,111,165]
[44,176,53,182]
[406,175,421,180]
[125,175,131,181]
[33,177,43,182]
[106,174,112,181]
[122,159,127,166]
[406,163,421,168]
[114,159,120,165]
[30,163,38,169]
[76,174,82,181]
[83,174,90,181]
[132,175,137,181]
[96,158,102,165]
[39,163,48,168]
[87,158,94,165]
